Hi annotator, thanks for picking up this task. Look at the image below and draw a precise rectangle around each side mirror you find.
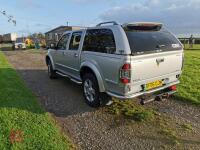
[50,43,56,49]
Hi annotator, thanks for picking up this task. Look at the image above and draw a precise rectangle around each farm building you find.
[2,33,17,43]
[45,26,82,48]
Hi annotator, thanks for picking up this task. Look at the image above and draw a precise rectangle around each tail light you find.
[169,85,177,91]
[120,63,131,84]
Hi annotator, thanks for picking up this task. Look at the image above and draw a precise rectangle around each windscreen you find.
[125,27,182,55]
[16,38,24,43]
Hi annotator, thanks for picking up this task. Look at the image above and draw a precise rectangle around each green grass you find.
[0,51,73,149]
[175,49,200,105]
[107,99,155,122]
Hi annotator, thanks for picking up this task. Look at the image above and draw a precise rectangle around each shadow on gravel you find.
[138,135,200,145]
[173,95,200,108]
[15,69,95,117]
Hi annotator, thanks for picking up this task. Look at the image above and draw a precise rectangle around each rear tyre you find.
[83,73,101,107]
[47,60,57,79]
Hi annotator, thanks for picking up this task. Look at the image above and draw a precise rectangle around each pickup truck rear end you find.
[107,23,183,101]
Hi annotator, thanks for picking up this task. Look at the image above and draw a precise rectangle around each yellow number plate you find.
[145,80,163,90]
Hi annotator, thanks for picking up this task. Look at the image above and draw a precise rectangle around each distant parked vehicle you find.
[14,37,26,50]
[46,21,184,107]
[13,37,37,50]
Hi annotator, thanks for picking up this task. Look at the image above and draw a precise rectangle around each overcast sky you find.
[0,0,200,37]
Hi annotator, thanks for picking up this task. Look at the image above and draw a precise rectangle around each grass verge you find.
[0,51,73,149]
[175,49,200,105]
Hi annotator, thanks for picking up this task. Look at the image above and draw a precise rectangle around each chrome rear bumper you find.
[106,81,179,99]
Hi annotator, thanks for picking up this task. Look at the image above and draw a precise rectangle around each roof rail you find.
[96,21,119,27]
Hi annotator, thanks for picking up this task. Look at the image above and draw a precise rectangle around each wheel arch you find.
[80,62,105,92]
[45,55,55,70]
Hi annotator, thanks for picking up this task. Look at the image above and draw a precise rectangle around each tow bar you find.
[140,90,176,105]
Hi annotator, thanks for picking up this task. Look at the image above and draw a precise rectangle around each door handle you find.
[74,53,78,57]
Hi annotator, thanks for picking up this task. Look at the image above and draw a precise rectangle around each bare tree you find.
[0,10,16,26]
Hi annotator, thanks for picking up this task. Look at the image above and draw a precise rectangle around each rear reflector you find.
[121,78,130,84]
[120,63,131,84]
[122,64,131,70]
[169,85,177,91]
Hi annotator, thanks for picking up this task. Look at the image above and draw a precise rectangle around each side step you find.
[56,71,69,77]
[56,71,82,85]
[140,90,176,105]
[71,78,82,84]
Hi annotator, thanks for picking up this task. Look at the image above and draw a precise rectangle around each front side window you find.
[57,34,70,50]
[69,32,82,50]
[83,29,116,54]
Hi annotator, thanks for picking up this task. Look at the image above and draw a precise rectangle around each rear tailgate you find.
[123,22,183,92]
[130,50,183,82]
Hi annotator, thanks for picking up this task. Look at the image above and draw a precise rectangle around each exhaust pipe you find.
[140,97,155,105]
[140,90,176,105]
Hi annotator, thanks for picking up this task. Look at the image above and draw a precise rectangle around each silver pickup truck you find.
[46,21,184,107]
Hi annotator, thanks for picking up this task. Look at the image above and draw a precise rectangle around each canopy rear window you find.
[124,25,182,55]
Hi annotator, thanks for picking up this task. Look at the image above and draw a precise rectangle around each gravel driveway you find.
[3,50,200,150]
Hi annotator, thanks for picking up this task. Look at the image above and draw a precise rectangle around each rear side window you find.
[69,32,82,50]
[125,28,182,55]
[83,29,116,54]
